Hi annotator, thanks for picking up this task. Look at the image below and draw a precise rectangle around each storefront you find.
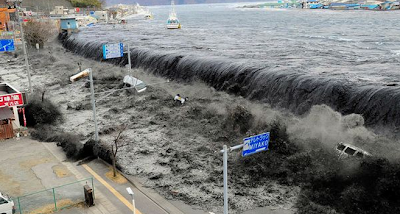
[0,82,26,140]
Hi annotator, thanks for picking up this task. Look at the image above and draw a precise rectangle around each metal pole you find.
[17,197,22,214]
[91,177,95,200]
[132,194,136,214]
[52,188,57,211]
[16,2,32,92]
[223,145,228,214]
[127,43,132,73]
[89,69,99,141]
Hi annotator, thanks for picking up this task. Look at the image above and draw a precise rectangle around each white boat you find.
[166,0,181,29]
[144,10,154,19]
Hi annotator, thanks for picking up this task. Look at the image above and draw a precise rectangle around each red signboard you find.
[0,93,24,107]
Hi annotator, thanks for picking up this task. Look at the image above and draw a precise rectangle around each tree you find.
[70,0,103,8]
[23,20,55,48]
[110,125,128,177]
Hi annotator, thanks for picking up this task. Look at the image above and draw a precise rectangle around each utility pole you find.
[12,0,32,92]
[70,68,99,142]
[89,69,99,142]
[223,145,228,214]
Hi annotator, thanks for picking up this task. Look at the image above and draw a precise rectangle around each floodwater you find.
[65,4,400,128]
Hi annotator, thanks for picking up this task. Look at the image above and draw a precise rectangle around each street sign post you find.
[0,39,15,52]
[220,132,270,214]
[102,43,123,59]
[242,132,270,157]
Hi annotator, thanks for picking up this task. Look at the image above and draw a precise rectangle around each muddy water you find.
[63,4,400,129]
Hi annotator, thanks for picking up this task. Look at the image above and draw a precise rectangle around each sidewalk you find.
[43,142,184,214]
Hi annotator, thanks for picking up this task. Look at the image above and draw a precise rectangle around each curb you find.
[98,159,185,214]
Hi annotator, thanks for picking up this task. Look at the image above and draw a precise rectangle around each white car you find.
[336,142,371,159]
[0,192,15,214]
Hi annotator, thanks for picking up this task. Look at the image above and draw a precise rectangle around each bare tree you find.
[111,125,128,177]
[23,19,56,48]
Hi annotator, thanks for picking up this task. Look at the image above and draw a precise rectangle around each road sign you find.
[0,93,24,107]
[242,132,270,157]
[102,43,123,59]
[0,39,15,52]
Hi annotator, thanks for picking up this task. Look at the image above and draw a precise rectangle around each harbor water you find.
[62,3,400,129]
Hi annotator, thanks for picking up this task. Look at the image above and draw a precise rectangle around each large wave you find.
[60,33,400,130]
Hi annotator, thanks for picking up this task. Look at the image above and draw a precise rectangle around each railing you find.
[15,177,94,214]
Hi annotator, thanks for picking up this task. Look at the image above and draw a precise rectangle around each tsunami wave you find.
[60,33,400,130]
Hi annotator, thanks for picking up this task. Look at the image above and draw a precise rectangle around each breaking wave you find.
[60,33,400,130]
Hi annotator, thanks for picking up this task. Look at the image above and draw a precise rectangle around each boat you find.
[144,10,154,19]
[166,0,181,29]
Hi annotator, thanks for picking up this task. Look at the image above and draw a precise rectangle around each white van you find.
[0,192,15,214]
[336,142,371,159]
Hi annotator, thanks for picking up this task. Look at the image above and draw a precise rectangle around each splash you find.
[60,33,400,130]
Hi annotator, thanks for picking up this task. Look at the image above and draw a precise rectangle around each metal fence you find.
[15,177,94,214]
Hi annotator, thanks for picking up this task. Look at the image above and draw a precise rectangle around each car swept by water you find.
[336,142,371,159]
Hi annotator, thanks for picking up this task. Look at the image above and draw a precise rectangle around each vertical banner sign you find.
[102,43,123,59]
[242,132,270,157]
[0,39,15,52]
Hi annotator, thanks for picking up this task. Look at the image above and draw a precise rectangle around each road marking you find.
[82,164,143,214]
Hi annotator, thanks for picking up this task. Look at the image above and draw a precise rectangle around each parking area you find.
[0,137,84,213]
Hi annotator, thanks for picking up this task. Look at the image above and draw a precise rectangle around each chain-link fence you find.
[15,177,94,214]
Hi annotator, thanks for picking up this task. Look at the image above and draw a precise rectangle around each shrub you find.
[70,0,103,8]
[297,194,339,214]
[25,98,62,127]
[23,20,55,48]
[31,126,84,159]
[224,105,253,134]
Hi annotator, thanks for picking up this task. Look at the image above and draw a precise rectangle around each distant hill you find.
[106,0,269,6]
[0,0,72,10]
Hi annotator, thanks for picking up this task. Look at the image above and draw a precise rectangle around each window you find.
[355,152,364,158]
[337,144,346,151]
[344,147,356,156]
[0,197,8,205]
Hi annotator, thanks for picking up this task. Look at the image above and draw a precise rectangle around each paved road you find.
[44,142,182,214]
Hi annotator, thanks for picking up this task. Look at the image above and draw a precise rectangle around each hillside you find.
[106,0,269,6]
[0,0,72,10]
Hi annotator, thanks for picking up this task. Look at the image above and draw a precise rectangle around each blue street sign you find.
[0,39,15,52]
[102,43,123,59]
[242,132,270,157]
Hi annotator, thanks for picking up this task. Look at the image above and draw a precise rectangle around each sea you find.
[64,3,400,128]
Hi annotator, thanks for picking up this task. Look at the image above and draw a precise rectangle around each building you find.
[92,11,108,23]
[54,6,65,15]
[0,7,16,31]
[60,17,78,30]
[0,82,27,140]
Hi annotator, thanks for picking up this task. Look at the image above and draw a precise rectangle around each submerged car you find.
[0,192,15,214]
[336,142,371,159]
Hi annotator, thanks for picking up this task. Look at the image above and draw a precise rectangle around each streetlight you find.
[7,0,32,93]
[70,68,99,141]
[126,187,136,214]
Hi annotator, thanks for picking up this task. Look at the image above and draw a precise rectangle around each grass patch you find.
[105,168,128,184]
[27,199,81,214]
[52,165,71,178]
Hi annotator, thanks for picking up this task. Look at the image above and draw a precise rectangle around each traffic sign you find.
[0,93,24,107]
[242,132,270,157]
[0,39,15,52]
[102,43,123,59]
